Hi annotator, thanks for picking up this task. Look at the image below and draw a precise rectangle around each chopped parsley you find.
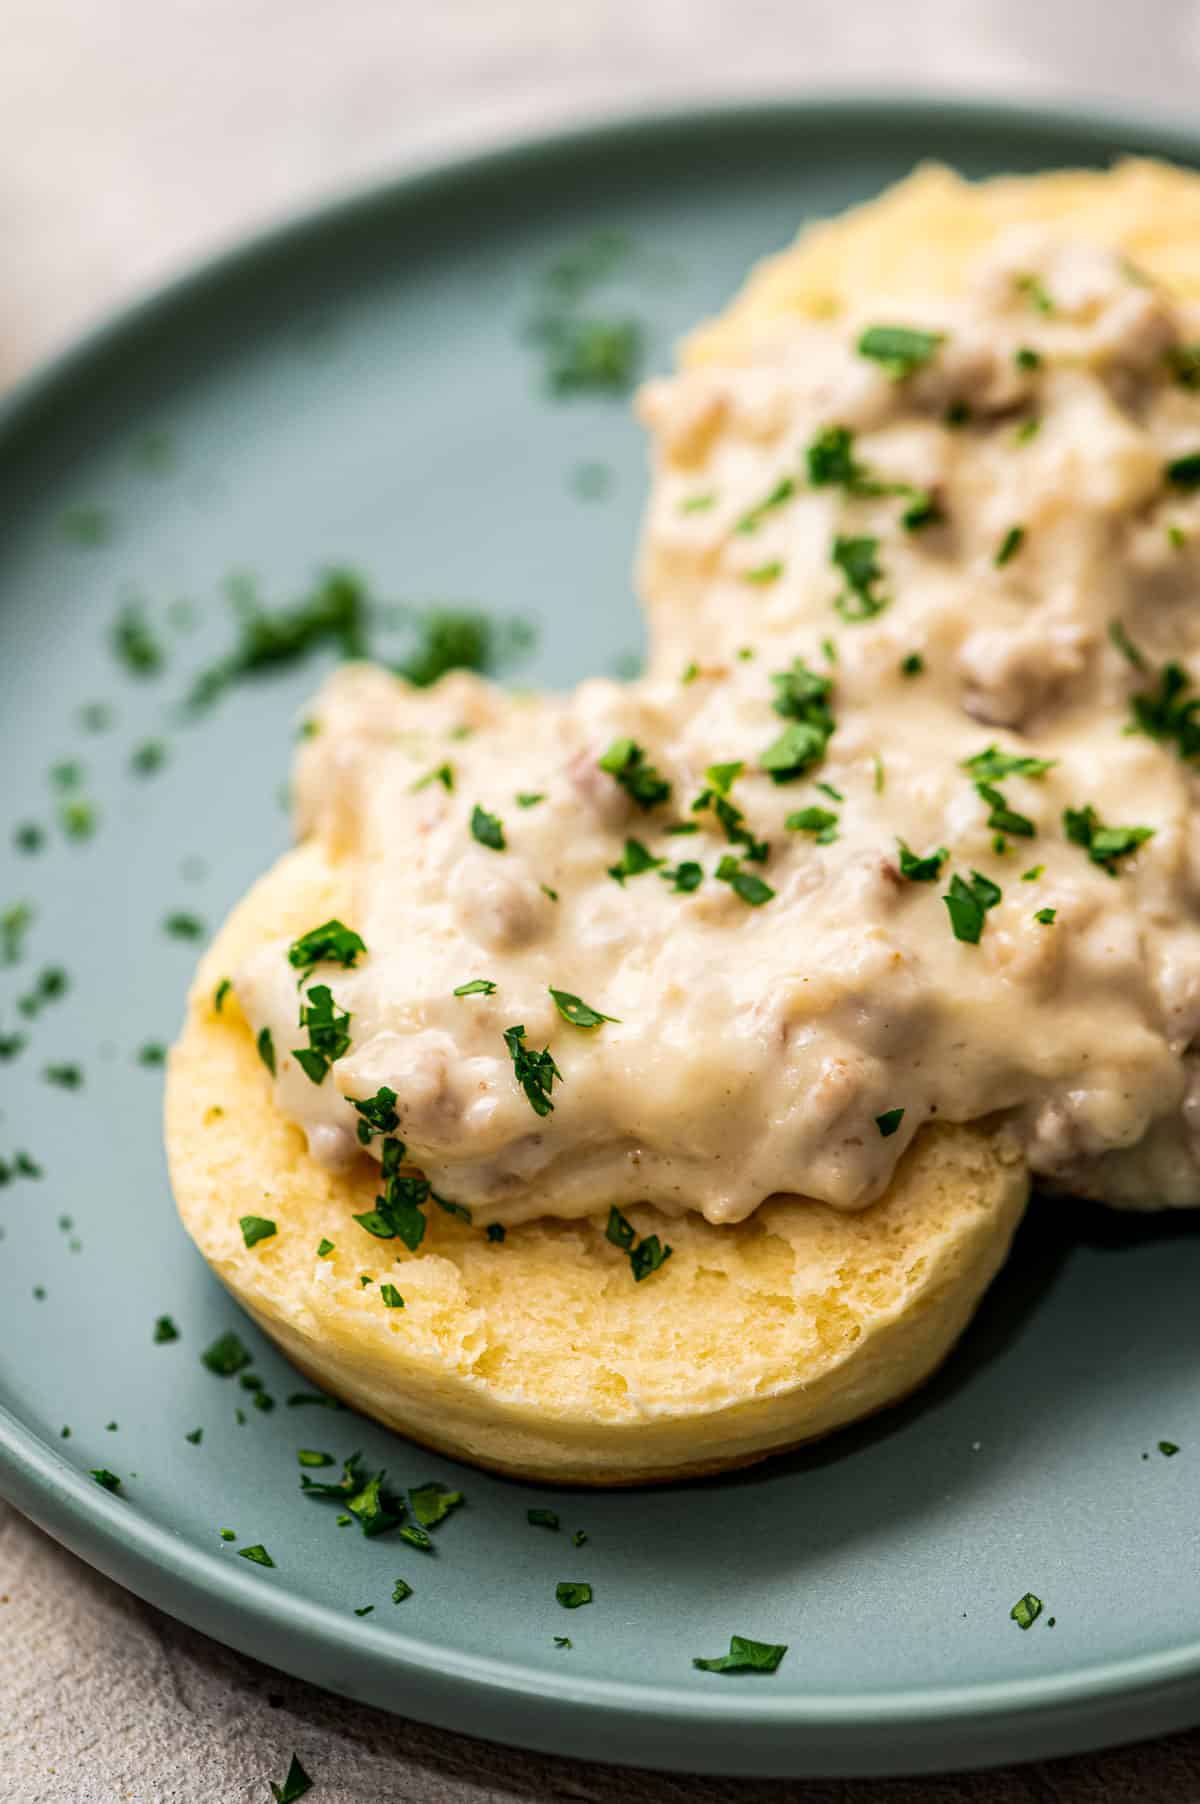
[598,738,671,810]
[1063,805,1154,874]
[760,658,836,781]
[1166,450,1200,490]
[660,860,704,892]
[353,1145,429,1250]
[1010,1592,1043,1630]
[831,535,887,622]
[239,1215,277,1249]
[1016,273,1054,314]
[1034,907,1057,924]
[380,1283,404,1309]
[532,316,641,395]
[555,1582,593,1610]
[1159,1440,1180,1456]
[393,1578,414,1604]
[349,1086,399,1143]
[187,568,368,710]
[554,1635,572,1649]
[201,1330,252,1376]
[901,488,942,530]
[943,870,1002,944]
[130,739,167,776]
[786,806,839,843]
[164,911,205,940]
[961,747,1055,782]
[409,1483,464,1528]
[516,791,546,808]
[412,762,455,793]
[213,977,232,1012]
[715,856,774,907]
[470,804,506,850]
[486,1223,506,1243]
[257,1026,277,1076]
[137,1042,166,1067]
[995,525,1025,567]
[806,424,876,492]
[745,559,783,585]
[693,1635,788,1674]
[1128,661,1200,761]
[606,1205,673,1280]
[292,984,351,1084]
[900,652,925,677]
[1015,346,1042,371]
[317,1239,334,1257]
[1013,416,1040,446]
[1022,865,1044,882]
[287,918,366,978]
[503,1024,562,1117]
[1,901,33,965]
[13,823,44,855]
[528,1508,560,1531]
[59,798,97,840]
[875,1108,905,1138]
[857,324,943,379]
[43,1062,83,1090]
[452,979,498,1001]
[153,1315,180,1344]
[896,840,948,882]
[90,1468,122,1493]
[735,476,795,535]
[549,987,619,1028]
[269,1755,313,1803]
[111,602,164,676]
[680,493,716,515]
[298,1449,334,1468]
[237,1544,275,1568]
[607,838,664,885]
[975,782,1035,839]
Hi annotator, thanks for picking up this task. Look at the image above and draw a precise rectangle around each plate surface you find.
[2,97,1200,1780]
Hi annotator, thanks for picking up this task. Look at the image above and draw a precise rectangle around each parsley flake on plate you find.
[598,737,671,809]
[201,1330,252,1377]
[164,911,205,940]
[470,804,506,850]
[857,324,944,379]
[693,1635,788,1674]
[503,1025,562,1117]
[528,1508,560,1531]
[555,1581,593,1610]
[297,1449,334,1468]
[43,1062,83,1090]
[549,987,619,1028]
[1159,1440,1180,1456]
[111,602,163,675]
[153,1315,180,1344]
[90,1468,122,1493]
[393,1578,414,1604]
[454,978,497,997]
[409,1483,464,1528]
[400,1523,434,1552]
[1010,1592,1043,1630]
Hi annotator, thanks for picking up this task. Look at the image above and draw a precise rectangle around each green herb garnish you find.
[239,1215,277,1249]
[409,1483,464,1528]
[875,1108,905,1138]
[1011,1593,1043,1630]
[257,1026,277,1076]
[858,324,943,378]
[975,782,1035,839]
[786,806,839,843]
[393,1578,414,1603]
[528,1508,560,1530]
[943,870,1002,943]
[153,1315,179,1344]
[1063,805,1154,874]
[43,1063,83,1090]
[607,838,665,885]
[745,559,783,585]
[380,1283,404,1309]
[503,1025,562,1117]
[1166,450,1200,489]
[130,740,167,776]
[1128,662,1200,761]
[237,1544,275,1568]
[201,1331,252,1376]
[90,1468,122,1493]
[111,602,163,675]
[606,1205,673,1280]
[293,983,351,1084]
[164,911,205,940]
[693,1635,788,1673]
[1015,346,1042,371]
[900,652,925,677]
[349,1086,399,1144]
[735,476,795,535]
[470,804,506,850]
[549,987,619,1028]
[962,747,1055,782]
[1034,907,1056,924]
[268,1755,312,1803]
[831,535,887,622]
[660,860,704,892]
[598,738,671,810]
[896,840,948,882]
[486,1224,506,1243]
[555,1582,593,1609]
[995,525,1025,566]
[715,856,774,907]
[287,919,366,978]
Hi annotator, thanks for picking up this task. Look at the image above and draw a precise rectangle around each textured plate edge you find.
[2,89,1200,1775]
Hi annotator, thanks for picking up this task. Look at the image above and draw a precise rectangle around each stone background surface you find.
[4,1,1200,1796]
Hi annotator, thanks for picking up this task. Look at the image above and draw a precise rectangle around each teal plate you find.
[2,97,1200,1780]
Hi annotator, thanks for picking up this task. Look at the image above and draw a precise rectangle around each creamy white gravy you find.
[236,230,1200,1226]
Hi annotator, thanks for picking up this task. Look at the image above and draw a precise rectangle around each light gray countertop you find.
[4,1,1200,1796]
